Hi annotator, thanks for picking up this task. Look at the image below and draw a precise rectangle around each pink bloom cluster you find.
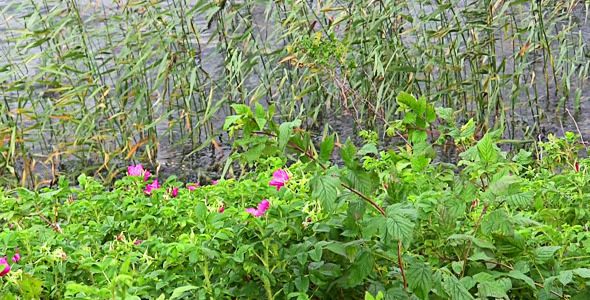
[186,183,200,191]
[269,169,289,191]
[127,164,151,182]
[0,248,21,277]
[246,199,270,217]
[144,179,160,195]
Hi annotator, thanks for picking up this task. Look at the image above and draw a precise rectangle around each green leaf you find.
[170,285,197,300]
[534,246,561,264]
[348,251,373,287]
[312,174,340,212]
[558,270,573,286]
[319,135,335,163]
[406,261,433,299]
[278,120,302,152]
[325,242,348,260]
[295,277,309,293]
[507,270,536,289]
[231,104,251,116]
[477,280,509,299]
[223,115,242,130]
[501,191,533,208]
[396,92,419,112]
[476,133,498,164]
[254,103,267,130]
[341,139,357,167]
[443,274,475,300]
[358,143,378,156]
[573,268,590,278]
[385,212,415,246]
[344,166,373,195]
[481,209,513,236]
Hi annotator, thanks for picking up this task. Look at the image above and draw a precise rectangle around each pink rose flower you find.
[212,180,218,185]
[0,257,10,276]
[171,187,179,198]
[246,199,270,217]
[11,253,21,263]
[269,169,289,191]
[245,207,262,217]
[135,239,145,245]
[187,183,200,191]
[128,164,150,182]
[144,179,160,195]
[127,164,143,176]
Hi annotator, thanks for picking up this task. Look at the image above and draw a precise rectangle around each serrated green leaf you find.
[476,133,498,163]
[481,209,514,236]
[443,274,475,300]
[312,174,340,212]
[501,191,533,208]
[341,139,357,167]
[478,280,509,299]
[407,261,433,299]
[348,251,373,286]
[385,212,414,246]
[573,268,590,278]
[558,270,573,285]
[396,92,418,111]
[278,120,302,152]
[344,166,373,195]
[534,246,561,264]
[508,270,536,289]
[319,135,335,163]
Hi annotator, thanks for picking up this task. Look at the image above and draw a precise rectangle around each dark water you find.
[1,0,588,186]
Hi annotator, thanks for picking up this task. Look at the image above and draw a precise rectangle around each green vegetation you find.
[1,0,589,299]
[1,96,589,299]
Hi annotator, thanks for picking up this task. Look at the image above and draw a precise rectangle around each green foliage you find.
[2,100,590,299]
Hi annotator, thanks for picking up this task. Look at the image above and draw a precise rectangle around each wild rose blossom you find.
[219,203,226,213]
[11,253,21,263]
[135,240,145,245]
[170,187,179,198]
[0,257,10,276]
[246,199,270,217]
[269,169,289,191]
[187,183,199,191]
[128,164,150,182]
[212,180,218,185]
[144,179,160,195]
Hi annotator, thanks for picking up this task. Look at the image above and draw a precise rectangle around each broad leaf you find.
[406,261,433,299]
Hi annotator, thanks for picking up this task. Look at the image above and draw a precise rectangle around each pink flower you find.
[187,183,199,191]
[245,207,263,217]
[246,199,270,217]
[269,169,289,191]
[471,199,479,208]
[212,180,218,185]
[11,253,20,263]
[135,240,145,245]
[171,187,178,198]
[258,199,270,213]
[128,164,150,182]
[128,164,143,176]
[144,179,160,195]
[575,162,580,172]
[219,205,225,213]
[0,257,10,276]
[9,223,13,229]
